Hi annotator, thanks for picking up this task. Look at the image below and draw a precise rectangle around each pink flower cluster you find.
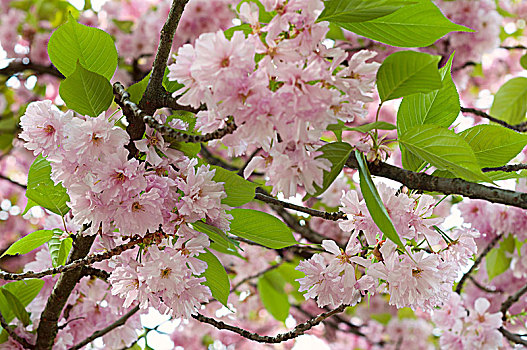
[19,100,232,319]
[296,187,479,311]
[432,293,504,349]
[168,0,379,197]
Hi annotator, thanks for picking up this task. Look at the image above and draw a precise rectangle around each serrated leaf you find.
[0,279,44,324]
[22,199,38,216]
[336,1,473,47]
[355,150,406,251]
[163,67,184,94]
[26,155,70,216]
[377,51,442,102]
[397,53,459,171]
[305,142,353,199]
[487,235,515,280]
[47,229,68,267]
[520,54,527,70]
[398,125,490,182]
[1,230,55,257]
[257,270,289,322]
[490,77,527,125]
[58,237,73,266]
[48,13,117,80]
[328,121,396,134]
[211,166,258,207]
[198,249,230,306]
[318,0,410,23]
[59,62,113,117]
[460,125,527,168]
[229,209,297,249]
[0,289,30,326]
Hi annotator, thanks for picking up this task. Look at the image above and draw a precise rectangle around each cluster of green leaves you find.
[0,280,44,343]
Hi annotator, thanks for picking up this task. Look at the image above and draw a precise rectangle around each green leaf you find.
[1,230,55,258]
[0,289,30,326]
[48,13,117,79]
[0,279,44,324]
[22,199,38,216]
[236,0,274,23]
[127,72,151,104]
[487,235,515,280]
[224,24,253,40]
[460,125,527,168]
[306,142,353,199]
[399,125,490,182]
[229,209,297,249]
[58,237,73,266]
[192,221,240,254]
[47,229,69,267]
[59,62,113,117]
[355,150,406,250]
[257,270,290,322]
[335,1,473,47]
[318,0,410,23]
[211,166,258,207]
[397,53,459,170]
[376,51,442,102]
[198,249,230,306]
[489,77,527,125]
[328,121,396,134]
[520,54,527,70]
[163,67,184,94]
[26,155,70,216]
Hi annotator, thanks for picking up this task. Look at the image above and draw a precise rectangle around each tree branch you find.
[0,232,155,281]
[0,60,64,79]
[254,193,346,221]
[0,174,27,189]
[69,305,140,350]
[468,276,502,294]
[345,154,527,210]
[0,312,34,349]
[35,234,96,349]
[192,304,348,343]
[139,0,190,114]
[500,327,527,346]
[500,282,527,321]
[460,107,527,132]
[482,164,527,173]
[455,234,502,294]
[113,82,236,143]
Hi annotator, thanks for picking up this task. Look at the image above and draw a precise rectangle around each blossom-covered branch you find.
[192,304,348,344]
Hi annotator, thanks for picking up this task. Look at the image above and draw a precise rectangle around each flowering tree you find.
[1,0,527,348]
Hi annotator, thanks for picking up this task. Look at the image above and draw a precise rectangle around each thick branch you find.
[345,154,527,210]
[0,312,34,349]
[460,107,527,132]
[254,193,346,221]
[139,0,190,113]
[455,234,502,294]
[69,305,140,350]
[35,235,96,349]
[192,304,348,343]
[0,60,64,79]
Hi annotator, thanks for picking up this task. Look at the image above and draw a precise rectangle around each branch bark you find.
[345,154,527,210]
[34,234,96,349]
[0,60,64,79]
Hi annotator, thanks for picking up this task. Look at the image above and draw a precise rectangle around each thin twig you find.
[69,306,140,350]
[452,61,477,72]
[460,107,527,132]
[501,283,527,321]
[455,235,503,294]
[500,327,527,346]
[500,45,527,50]
[230,264,282,293]
[192,304,348,343]
[0,312,34,349]
[0,174,27,189]
[482,164,527,173]
[469,276,502,294]
[255,193,346,221]
[0,60,64,79]
[0,232,156,281]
